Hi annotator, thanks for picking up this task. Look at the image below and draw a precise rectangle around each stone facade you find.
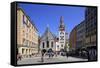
[17,8,38,58]
[76,20,86,49]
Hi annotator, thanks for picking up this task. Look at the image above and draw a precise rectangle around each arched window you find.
[22,48,24,54]
[51,41,53,48]
[42,42,45,48]
[26,49,28,54]
[47,41,49,48]
[57,45,59,48]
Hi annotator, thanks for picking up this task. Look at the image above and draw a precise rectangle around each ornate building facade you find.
[58,16,69,52]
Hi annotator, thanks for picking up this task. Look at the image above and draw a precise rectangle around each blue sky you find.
[18,3,86,37]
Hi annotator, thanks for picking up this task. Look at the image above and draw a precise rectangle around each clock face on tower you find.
[59,31,65,41]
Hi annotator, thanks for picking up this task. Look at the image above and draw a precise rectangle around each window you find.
[57,45,59,48]
[47,41,49,48]
[61,44,63,47]
[60,42,64,43]
[29,23,31,28]
[26,33,28,38]
[26,49,28,54]
[23,15,26,24]
[42,42,45,48]
[30,41,32,46]
[23,15,30,28]
[60,36,64,40]
[22,49,24,54]
[23,38,25,44]
[29,49,30,53]
[23,15,25,23]
[51,42,53,48]
[32,42,34,46]
[26,40,28,46]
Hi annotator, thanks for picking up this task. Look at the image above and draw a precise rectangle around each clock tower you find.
[59,16,66,50]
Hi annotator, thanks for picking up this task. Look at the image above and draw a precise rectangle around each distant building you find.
[40,26,56,52]
[76,20,86,49]
[17,8,39,58]
[69,20,86,50]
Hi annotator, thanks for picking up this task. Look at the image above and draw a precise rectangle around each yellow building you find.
[17,8,38,58]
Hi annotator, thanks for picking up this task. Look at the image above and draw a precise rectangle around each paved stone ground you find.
[17,55,88,65]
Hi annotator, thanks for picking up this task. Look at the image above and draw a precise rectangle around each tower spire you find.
[59,16,65,31]
[60,16,64,24]
[46,24,49,31]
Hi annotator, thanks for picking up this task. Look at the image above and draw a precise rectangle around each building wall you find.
[40,40,56,51]
[56,41,60,51]
[40,27,56,52]
[65,33,69,51]
[69,27,77,50]
[85,7,97,47]
[76,20,86,49]
[17,8,38,57]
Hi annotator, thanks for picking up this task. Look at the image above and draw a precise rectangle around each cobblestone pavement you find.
[17,55,88,65]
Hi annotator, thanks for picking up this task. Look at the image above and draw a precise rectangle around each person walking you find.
[41,50,44,62]
[66,51,68,58]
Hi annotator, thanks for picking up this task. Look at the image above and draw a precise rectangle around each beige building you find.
[17,8,38,58]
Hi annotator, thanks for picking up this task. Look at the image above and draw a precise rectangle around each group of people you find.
[41,49,69,62]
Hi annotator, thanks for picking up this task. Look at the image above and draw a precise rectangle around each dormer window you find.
[23,15,26,24]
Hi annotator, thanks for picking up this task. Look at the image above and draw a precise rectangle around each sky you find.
[18,3,86,38]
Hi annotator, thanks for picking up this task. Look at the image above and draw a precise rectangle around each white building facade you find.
[55,16,69,53]
[40,27,56,52]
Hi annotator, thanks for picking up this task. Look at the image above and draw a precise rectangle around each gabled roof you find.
[40,27,56,41]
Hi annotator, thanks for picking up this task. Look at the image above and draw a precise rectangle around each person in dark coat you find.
[41,50,44,62]
[66,52,68,58]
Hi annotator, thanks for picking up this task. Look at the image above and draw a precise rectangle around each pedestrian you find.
[66,52,68,58]
[41,50,44,62]
[49,53,50,58]
[52,52,54,58]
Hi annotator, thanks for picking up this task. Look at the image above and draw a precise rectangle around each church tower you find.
[59,16,66,50]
